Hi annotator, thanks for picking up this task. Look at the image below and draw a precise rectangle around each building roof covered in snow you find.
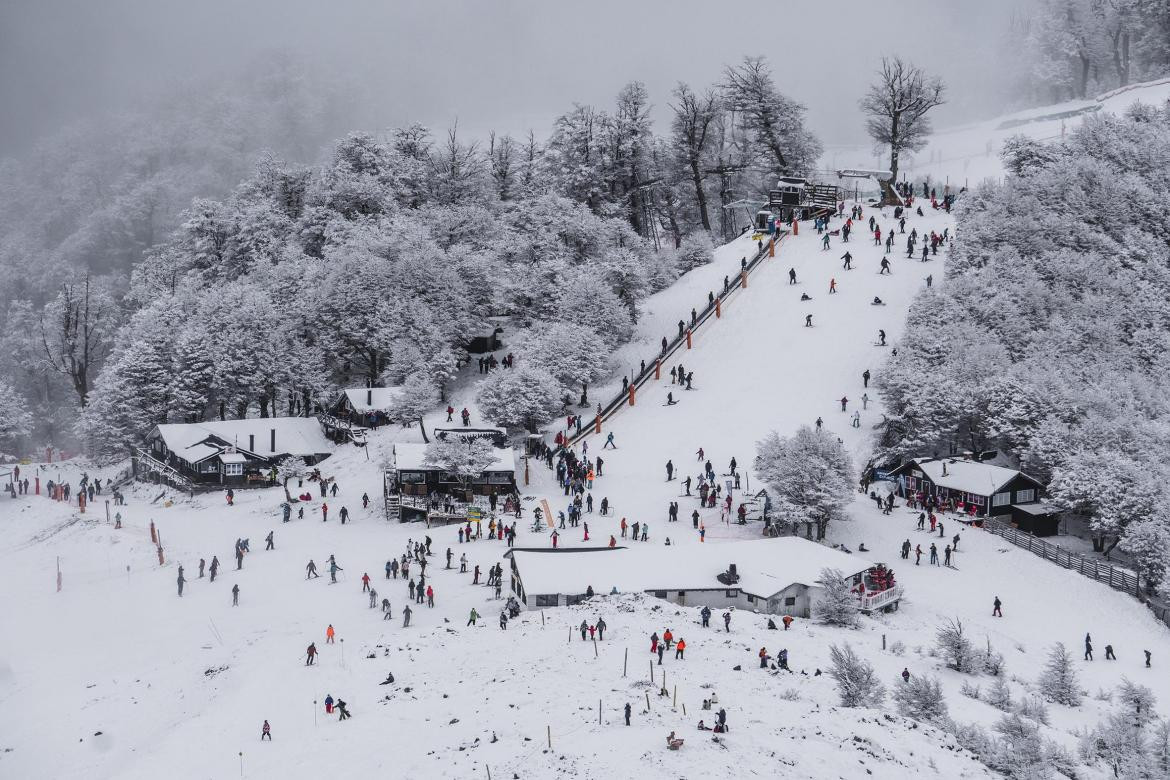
[339,387,404,414]
[392,442,516,473]
[509,538,872,599]
[149,418,333,460]
[890,457,1043,496]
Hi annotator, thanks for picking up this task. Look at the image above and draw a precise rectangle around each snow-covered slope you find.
[827,77,1170,188]
[2,188,1167,779]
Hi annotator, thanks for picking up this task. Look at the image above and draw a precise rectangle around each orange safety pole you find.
[655,360,661,380]
[628,385,636,406]
[792,218,799,236]
[686,328,692,349]
[150,520,157,544]
[715,297,721,318]
[768,238,775,257]
[594,414,601,434]
[740,269,748,288]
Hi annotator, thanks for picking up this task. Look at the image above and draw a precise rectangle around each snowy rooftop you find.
[902,457,1039,496]
[392,442,516,473]
[342,387,403,413]
[1012,502,1061,516]
[152,418,333,458]
[511,538,872,599]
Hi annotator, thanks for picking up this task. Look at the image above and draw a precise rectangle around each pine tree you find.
[893,674,948,724]
[828,643,884,707]
[1038,642,1082,706]
[986,676,1013,712]
[814,568,860,628]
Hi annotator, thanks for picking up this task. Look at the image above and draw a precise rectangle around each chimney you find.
[248,434,254,452]
[942,462,948,477]
[367,388,373,406]
[270,428,277,453]
[728,563,738,582]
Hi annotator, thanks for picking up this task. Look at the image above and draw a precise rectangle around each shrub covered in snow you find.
[828,643,884,708]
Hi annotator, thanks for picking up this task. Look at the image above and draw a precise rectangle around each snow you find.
[152,418,334,458]
[392,441,515,473]
[511,537,872,600]
[5,89,1170,776]
[341,387,403,414]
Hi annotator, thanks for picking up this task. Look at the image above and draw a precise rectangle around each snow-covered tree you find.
[859,57,945,202]
[423,436,498,492]
[755,426,852,540]
[391,372,440,443]
[276,457,310,502]
[828,643,884,707]
[721,56,822,177]
[510,323,612,394]
[935,618,977,673]
[1038,642,1083,706]
[986,676,1013,712]
[675,231,716,274]
[476,366,562,433]
[0,379,33,447]
[668,83,719,231]
[815,567,860,628]
[894,674,948,724]
[993,714,1046,777]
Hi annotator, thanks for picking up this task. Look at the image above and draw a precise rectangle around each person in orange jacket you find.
[609,535,616,547]
[759,647,770,668]
[663,628,674,649]
[675,639,687,659]
[782,615,794,630]
[326,624,336,644]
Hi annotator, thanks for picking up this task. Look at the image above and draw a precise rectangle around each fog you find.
[1,0,1019,159]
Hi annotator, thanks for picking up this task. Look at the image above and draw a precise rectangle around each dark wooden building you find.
[888,456,1045,517]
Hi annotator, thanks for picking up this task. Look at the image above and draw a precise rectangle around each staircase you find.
[132,448,197,493]
[384,494,401,521]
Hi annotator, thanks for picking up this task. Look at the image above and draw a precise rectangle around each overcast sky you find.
[0,0,1019,158]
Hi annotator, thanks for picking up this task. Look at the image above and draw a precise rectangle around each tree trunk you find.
[418,418,430,443]
[689,159,711,231]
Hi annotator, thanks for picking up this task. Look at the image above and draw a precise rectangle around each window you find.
[784,597,796,607]
[992,492,1011,507]
[201,461,219,474]
[534,594,558,607]
[1016,489,1035,503]
[224,463,243,476]
[725,589,739,598]
[654,591,667,598]
[966,493,985,506]
[746,594,756,604]
[677,591,686,597]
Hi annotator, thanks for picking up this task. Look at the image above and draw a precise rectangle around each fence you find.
[562,229,787,451]
[984,519,1170,631]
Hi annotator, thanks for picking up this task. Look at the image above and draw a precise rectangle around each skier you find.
[177,566,186,597]
[209,556,219,582]
[861,393,869,409]
[261,720,271,741]
[403,604,412,627]
[814,416,823,429]
[675,639,686,660]
[879,258,891,275]
[788,268,797,284]
[362,572,371,592]
[840,396,848,412]
[624,702,632,726]
[339,506,349,524]
[822,234,831,250]
[877,329,887,346]
[929,543,939,566]
[362,492,369,509]
[326,624,335,644]
[468,608,479,626]
[232,583,240,606]
[329,558,342,583]
[666,460,674,481]
[305,643,317,665]
[604,432,616,449]
[198,558,206,578]
[723,611,731,632]
[841,252,852,270]
[829,278,837,293]
[1084,634,1093,661]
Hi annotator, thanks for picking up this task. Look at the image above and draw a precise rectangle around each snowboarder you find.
[992,597,1002,617]
[805,314,813,327]
[336,699,350,720]
[879,258,891,275]
[1105,644,1116,660]
[841,252,852,269]
[788,268,797,284]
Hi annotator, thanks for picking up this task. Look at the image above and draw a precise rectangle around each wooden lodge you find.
[887,455,1045,517]
[330,387,404,429]
[139,418,333,490]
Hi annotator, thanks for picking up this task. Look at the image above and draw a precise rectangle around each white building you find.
[508,537,896,617]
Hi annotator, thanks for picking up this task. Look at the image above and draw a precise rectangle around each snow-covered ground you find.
[4,87,1170,779]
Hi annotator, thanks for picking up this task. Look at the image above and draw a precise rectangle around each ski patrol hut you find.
[140,418,333,489]
[887,456,1045,517]
[1008,502,1061,537]
[508,537,899,616]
